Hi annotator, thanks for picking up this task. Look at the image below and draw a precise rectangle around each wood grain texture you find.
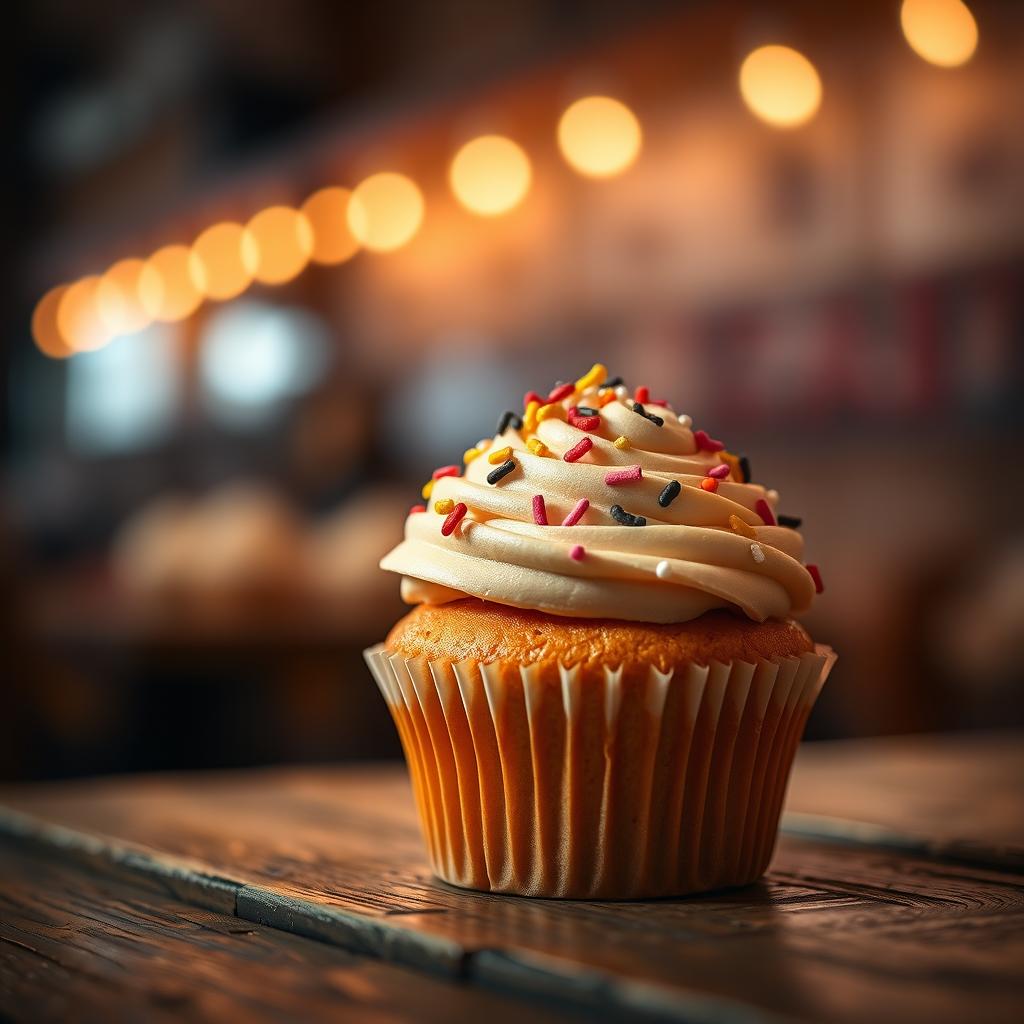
[2,734,1023,1023]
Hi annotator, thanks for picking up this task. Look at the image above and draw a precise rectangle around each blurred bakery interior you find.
[5,0,1023,781]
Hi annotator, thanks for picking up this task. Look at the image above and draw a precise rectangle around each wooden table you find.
[2,733,1022,1023]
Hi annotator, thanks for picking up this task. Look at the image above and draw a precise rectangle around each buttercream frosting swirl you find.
[381,367,818,623]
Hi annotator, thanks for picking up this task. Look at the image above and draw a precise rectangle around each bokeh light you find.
[901,0,978,68]
[57,276,110,353]
[140,245,204,322]
[449,135,532,216]
[347,172,424,253]
[245,206,314,286]
[96,258,152,337]
[739,45,823,128]
[32,284,73,359]
[301,187,360,265]
[557,96,642,179]
[189,222,257,301]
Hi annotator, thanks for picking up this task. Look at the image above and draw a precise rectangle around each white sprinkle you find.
[655,559,672,579]
[750,543,766,564]
[615,385,629,400]
[767,489,779,504]
[677,414,692,429]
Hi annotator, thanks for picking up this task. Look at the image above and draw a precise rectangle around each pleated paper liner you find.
[365,643,835,899]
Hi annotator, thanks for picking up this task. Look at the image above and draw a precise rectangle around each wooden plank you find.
[2,747,1023,1024]
[0,845,583,1024]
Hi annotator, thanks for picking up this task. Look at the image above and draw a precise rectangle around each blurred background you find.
[4,0,1023,782]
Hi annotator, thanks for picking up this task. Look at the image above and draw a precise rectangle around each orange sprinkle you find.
[720,451,742,481]
[700,477,719,492]
[729,514,757,538]
[599,391,617,407]
[488,445,513,464]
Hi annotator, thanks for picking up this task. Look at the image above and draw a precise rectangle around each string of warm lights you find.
[32,0,980,359]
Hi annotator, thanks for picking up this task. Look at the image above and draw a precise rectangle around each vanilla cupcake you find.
[365,364,834,898]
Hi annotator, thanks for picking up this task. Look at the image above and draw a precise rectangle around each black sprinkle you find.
[486,459,516,485]
[575,406,599,417]
[632,402,664,427]
[778,514,803,529]
[739,456,751,483]
[658,481,681,508]
[610,504,647,527]
[497,410,523,434]
[600,376,624,390]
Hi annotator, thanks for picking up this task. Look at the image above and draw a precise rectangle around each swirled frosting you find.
[381,366,820,623]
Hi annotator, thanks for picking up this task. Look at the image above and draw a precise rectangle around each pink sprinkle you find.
[432,465,460,480]
[806,564,824,594]
[605,465,643,485]
[547,383,575,403]
[532,494,548,526]
[693,430,724,453]
[708,464,731,480]
[634,386,650,404]
[755,498,776,526]
[563,437,594,462]
[441,502,468,537]
[561,498,589,526]
[569,544,586,561]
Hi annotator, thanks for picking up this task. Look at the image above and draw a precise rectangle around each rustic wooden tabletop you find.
[2,732,1022,1023]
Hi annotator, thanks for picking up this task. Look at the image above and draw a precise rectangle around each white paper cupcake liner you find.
[365,643,835,899]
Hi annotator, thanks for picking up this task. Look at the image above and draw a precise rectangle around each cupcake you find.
[365,364,834,899]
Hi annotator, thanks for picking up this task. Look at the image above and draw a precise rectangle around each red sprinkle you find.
[708,464,731,480]
[605,465,642,485]
[806,563,824,593]
[647,398,669,407]
[568,413,601,432]
[409,504,426,514]
[755,498,776,526]
[532,494,548,526]
[693,430,725,453]
[432,465,460,480]
[700,477,719,492]
[547,383,575,403]
[523,390,544,408]
[562,498,590,526]
[634,386,650,404]
[569,544,586,561]
[563,437,594,462]
[440,502,467,536]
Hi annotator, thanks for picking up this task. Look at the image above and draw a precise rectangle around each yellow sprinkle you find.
[421,479,434,500]
[463,447,482,464]
[537,402,567,422]
[488,445,513,464]
[527,438,549,457]
[574,362,607,390]
[434,498,455,515]
[613,436,629,450]
[524,400,540,433]
[729,514,757,539]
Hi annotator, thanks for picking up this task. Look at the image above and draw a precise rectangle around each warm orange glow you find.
[739,45,822,128]
[449,135,532,216]
[190,222,257,301]
[96,258,152,336]
[32,284,73,359]
[140,245,204,322]
[301,187,360,265]
[347,173,424,253]
[245,206,313,285]
[57,276,111,353]
[557,96,642,179]
[901,0,978,67]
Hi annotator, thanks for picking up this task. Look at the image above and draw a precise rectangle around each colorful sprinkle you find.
[486,459,516,485]
[598,391,618,407]
[488,445,513,465]
[778,514,803,529]
[432,465,460,480]
[755,498,776,526]
[523,390,544,408]
[547,382,575,403]
[527,438,549,457]
[441,502,468,536]
[700,477,719,493]
[497,410,522,435]
[434,498,455,515]
[740,456,751,482]
[647,397,669,407]
[569,544,586,561]
[605,465,642,485]
[409,504,426,514]
[575,363,607,390]
[634,385,650,404]
[750,543,766,564]
[562,498,590,526]
[575,405,598,417]
[658,480,681,507]
[806,564,824,593]
[421,480,434,500]
[632,403,664,427]
[693,429,724,453]
[600,376,624,390]
[532,495,549,526]
[537,402,566,423]
[563,437,594,462]
[568,413,601,432]
[610,504,646,527]
[463,446,482,463]
[728,514,757,539]
[720,451,741,481]
[708,464,731,480]
[524,400,540,432]
[655,560,671,579]
[613,435,630,450]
